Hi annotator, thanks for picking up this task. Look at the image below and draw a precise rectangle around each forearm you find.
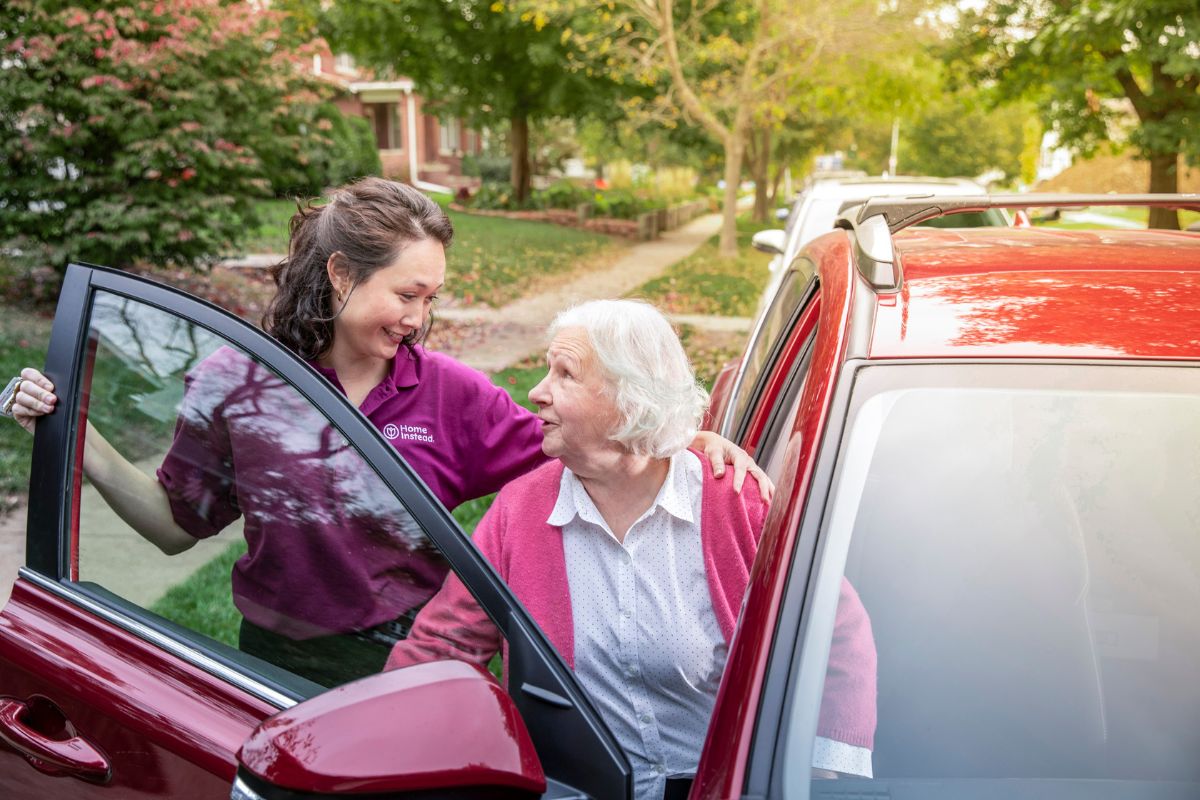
[386,573,501,671]
[81,421,197,555]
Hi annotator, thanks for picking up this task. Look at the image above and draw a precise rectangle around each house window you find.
[334,53,355,74]
[438,118,461,155]
[369,103,403,150]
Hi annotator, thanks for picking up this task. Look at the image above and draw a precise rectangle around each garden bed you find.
[447,204,640,238]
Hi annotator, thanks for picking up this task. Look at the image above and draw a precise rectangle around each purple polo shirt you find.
[156,345,546,639]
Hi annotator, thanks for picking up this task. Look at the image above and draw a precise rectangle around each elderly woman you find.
[387,299,877,798]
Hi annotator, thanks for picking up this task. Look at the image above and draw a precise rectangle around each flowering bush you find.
[0,0,333,278]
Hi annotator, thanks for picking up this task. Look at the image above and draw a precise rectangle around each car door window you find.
[72,289,474,691]
[725,261,817,441]
[753,322,818,483]
[779,364,1200,799]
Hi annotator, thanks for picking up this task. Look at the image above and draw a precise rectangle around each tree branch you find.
[657,0,731,143]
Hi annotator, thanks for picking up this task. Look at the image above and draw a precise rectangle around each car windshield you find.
[793,364,1200,799]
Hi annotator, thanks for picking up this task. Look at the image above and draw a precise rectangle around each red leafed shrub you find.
[0,1,332,288]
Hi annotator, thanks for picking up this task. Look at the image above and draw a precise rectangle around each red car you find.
[2,193,1200,800]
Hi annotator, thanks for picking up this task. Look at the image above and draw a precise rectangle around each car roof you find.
[864,227,1200,360]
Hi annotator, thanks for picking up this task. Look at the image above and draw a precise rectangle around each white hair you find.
[549,299,709,458]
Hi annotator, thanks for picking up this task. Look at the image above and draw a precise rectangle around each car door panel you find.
[1,263,629,799]
[0,580,273,796]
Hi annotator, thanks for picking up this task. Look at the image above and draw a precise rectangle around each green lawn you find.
[0,308,53,506]
[632,215,774,317]
[241,197,620,308]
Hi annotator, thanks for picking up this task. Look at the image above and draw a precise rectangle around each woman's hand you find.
[691,430,774,503]
[9,368,57,435]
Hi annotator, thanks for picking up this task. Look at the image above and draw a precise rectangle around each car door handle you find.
[0,697,111,782]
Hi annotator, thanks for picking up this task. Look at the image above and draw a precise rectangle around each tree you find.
[0,0,326,275]
[310,0,627,204]
[950,1,1200,229]
[900,94,1031,183]
[541,0,921,256]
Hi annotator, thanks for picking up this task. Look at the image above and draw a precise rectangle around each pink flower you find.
[181,167,196,181]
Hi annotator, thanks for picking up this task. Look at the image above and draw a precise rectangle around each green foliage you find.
[591,188,658,220]
[263,104,382,197]
[948,2,1200,169]
[536,180,592,210]
[462,154,512,183]
[305,0,631,199]
[0,305,51,502]
[0,1,330,274]
[322,110,383,189]
[901,96,1030,182]
[468,180,673,219]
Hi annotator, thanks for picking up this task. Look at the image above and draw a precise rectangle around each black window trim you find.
[725,267,819,443]
[28,263,632,799]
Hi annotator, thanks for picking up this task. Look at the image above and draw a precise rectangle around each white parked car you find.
[752,176,1016,309]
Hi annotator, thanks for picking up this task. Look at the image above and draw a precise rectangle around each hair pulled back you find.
[263,177,454,360]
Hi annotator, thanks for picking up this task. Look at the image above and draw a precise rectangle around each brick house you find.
[308,48,484,190]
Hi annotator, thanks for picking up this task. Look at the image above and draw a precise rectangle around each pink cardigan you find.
[386,453,876,749]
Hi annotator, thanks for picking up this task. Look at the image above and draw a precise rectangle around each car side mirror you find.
[751,228,787,256]
[232,660,546,799]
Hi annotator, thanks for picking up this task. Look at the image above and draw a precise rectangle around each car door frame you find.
[14,262,630,798]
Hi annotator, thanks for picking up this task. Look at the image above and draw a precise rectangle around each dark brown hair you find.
[263,177,454,360]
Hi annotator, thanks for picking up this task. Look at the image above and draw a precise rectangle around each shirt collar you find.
[546,452,696,529]
[307,346,421,390]
[389,345,421,389]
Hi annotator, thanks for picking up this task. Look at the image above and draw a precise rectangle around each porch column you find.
[406,89,419,184]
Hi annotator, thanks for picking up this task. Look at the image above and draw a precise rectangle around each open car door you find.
[0,263,630,799]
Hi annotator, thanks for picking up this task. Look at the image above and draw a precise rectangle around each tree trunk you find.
[768,162,785,208]
[510,114,531,205]
[751,128,772,223]
[719,134,745,257]
[1147,152,1180,230]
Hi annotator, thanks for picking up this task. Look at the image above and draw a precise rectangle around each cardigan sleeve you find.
[815,577,878,750]
[385,502,506,671]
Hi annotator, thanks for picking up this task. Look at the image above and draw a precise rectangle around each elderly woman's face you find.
[529,327,620,466]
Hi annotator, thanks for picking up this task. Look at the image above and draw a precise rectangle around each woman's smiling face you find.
[330,238,446,363]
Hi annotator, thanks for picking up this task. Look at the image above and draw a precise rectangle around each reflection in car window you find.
[793,366,1200,797]
[919,209,1009,228]
[728,266,814,437]
[75,292,487,690]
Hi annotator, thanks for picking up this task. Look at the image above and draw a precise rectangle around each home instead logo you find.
[384,423,435,443]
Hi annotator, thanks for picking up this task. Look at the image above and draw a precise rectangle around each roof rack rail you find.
[834,193,1200,293]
